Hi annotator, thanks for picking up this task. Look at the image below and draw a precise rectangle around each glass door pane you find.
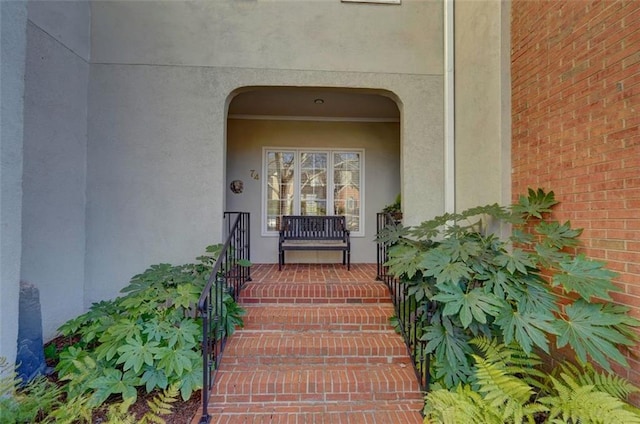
[266,151,295,231]
[300,152,327,216]
[333,152,361,232]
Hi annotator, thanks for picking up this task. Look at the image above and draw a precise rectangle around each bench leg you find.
[279,250,284,271]
[346,250,350,271]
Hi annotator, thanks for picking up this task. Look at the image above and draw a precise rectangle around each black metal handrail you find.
[376,212,432,392]
[197,212,250,424]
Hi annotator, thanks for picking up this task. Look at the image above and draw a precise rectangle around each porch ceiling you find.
[228,87,400,121]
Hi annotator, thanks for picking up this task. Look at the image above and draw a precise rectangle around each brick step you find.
[223,331,411,365]
[209,364,422,404]
[242,304,396,332]
[248,264,378,284]
[240,282,390,304]
[208,401,424,423]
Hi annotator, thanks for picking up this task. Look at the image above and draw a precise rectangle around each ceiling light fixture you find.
[314,98,325,104]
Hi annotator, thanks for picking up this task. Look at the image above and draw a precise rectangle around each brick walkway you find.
[194,264,424,424]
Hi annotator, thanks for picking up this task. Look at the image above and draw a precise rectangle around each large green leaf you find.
[88,368,139,406]
[385,244,425,279]
[165,319,200,349]
[422,249,472,286]
[493,248,535,275]
[154,346,200,377]
[177,365,203,401]
[513,274,559,314]
[552,255,619,301]
[376,221,411,244]
[172,283,201,310]
[140,366,168,392]
[512,188,558,219]
[433,285,504,328]
[534,243,570,268]
[535,220,582,249]
[422,315,473,374]
[142,318,174,343]
[553,300,633,371]
[116,336,162,374]
[495,307,557,354]
[439,237,484,262]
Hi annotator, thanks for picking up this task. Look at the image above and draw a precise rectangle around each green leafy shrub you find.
[424,337,640,424]
[55,245,246,407]
[380,189,640,387]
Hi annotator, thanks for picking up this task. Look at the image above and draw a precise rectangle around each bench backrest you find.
[280,215,348,240]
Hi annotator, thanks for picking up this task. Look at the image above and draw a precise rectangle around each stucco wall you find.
[21,4,90,339]
[86,64,443,304]
[27,0,91,62]
[91,0,442,75]
[84,0,445,304]
[454,0,511,211]
[0,1,27,365]
[225,119,401,264]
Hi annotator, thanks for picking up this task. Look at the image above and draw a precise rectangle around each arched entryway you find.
[224,86,401,264]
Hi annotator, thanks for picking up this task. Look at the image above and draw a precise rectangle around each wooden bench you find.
[278,215,351,270]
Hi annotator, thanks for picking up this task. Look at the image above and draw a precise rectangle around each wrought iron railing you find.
[376,212,433,392]
[197,212,250,424]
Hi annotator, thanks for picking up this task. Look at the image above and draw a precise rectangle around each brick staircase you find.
[194,264,424,424]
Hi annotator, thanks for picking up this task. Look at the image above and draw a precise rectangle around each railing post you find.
[197,212,251,423]
[199,296,211,424]
[375,211,432,393]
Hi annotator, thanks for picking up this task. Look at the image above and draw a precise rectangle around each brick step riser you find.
[224,356,412,366]
[211,369,421,398]
[224,341,410,362]
[208,391,423,405]
[207,400,424,414]
[242,323,394,331]
[240,285,391,303]
[241,305,396,331]
[241,297,389,304]
[207,403,424,424]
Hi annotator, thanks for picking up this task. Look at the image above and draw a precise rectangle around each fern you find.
[556,361,639,401]
[473,355,536,420]
[424,337,640,423]
[139,383,180,424]
[0,357,63,423]
[102,384,180,424]
[42,394,94,424]
[541,374,640,424]
[471,337,548,391]
[424,385,503,424]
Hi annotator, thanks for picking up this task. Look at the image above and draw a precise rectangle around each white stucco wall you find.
[225,119,401,264]
[86,65,443,304]
[91,0,443,75]
[454,0,511,211]
[27,0,91,62]
[84,1,445,304]
[0,1,27,365]
[85,64,224,305]
[21,9,90,340]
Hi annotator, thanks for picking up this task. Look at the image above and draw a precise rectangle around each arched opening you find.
[225,86,401,264]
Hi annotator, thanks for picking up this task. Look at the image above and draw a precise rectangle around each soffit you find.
[228,88,400,121]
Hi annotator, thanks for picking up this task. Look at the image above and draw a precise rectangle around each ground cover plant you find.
[379,189,640,421]
[2,245,246,423]
[423,337,640,424]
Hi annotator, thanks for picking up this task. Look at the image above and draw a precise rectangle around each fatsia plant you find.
[55,245,247,406]
[381,188,639,387]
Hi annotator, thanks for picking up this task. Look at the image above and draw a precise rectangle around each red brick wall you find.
[511,0,640,391]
